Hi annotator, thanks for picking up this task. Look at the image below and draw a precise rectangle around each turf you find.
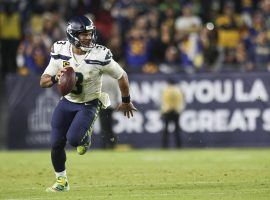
[0,149,270,200]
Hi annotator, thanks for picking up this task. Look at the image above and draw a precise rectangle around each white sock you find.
[55,170,67,179]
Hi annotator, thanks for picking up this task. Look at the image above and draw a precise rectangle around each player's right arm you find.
[40,42,66,88]
[40,69,66,88]
[40,74,56,88]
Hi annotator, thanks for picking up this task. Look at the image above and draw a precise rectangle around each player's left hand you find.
[117,102,137,118]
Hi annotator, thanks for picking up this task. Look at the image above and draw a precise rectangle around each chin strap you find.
[80,46,92,52]
[80,43,96,52]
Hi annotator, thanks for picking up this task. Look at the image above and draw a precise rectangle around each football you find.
[57,67,76,96]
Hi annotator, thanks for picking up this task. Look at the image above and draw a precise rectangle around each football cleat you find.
[77,141,90,155]
[46,176,70,192]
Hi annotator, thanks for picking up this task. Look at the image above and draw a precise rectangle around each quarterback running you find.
[40,15,137,192]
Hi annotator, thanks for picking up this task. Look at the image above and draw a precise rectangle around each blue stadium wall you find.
[5,72,270,149]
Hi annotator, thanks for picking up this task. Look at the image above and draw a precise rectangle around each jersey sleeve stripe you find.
[85,59,111,66]
[51,54,71,61]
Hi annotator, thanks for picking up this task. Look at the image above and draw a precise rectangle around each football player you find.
[40,15,137,192]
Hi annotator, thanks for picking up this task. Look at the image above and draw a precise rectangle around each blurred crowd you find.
[0,0,270,78]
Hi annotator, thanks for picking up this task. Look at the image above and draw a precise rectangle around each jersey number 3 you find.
[71,72,83,94]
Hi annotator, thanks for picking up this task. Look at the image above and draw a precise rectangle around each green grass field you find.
[0,149,270,200]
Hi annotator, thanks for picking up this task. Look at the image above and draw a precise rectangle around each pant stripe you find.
[80,101,102,144]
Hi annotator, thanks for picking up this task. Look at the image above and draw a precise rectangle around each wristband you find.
[51,75,58,84]
[122,95,130,103]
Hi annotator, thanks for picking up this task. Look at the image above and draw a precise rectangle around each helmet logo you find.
[67,25,72,33]
[85,25,92,30]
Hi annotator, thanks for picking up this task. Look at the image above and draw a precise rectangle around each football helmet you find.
[66,16,97,52]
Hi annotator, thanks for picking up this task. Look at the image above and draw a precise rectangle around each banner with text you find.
[6,72,270,149]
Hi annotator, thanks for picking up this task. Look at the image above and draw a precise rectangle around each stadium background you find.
[1,1,270,199]
[0,0,270,149]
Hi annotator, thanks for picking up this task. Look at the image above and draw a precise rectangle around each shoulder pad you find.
[50,41,71,61]
[51,41,69,55]
[91,45,113,62]
[86,45,113,66]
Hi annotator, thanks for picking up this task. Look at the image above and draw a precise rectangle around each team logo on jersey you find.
[105,51,112,60]
[63,61,70,67]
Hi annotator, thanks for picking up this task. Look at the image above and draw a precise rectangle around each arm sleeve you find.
[42,57,60,76]
[42,43,60,76]
[102,59,124,79]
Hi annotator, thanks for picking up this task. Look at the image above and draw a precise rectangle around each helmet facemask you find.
[77,28,97,52]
